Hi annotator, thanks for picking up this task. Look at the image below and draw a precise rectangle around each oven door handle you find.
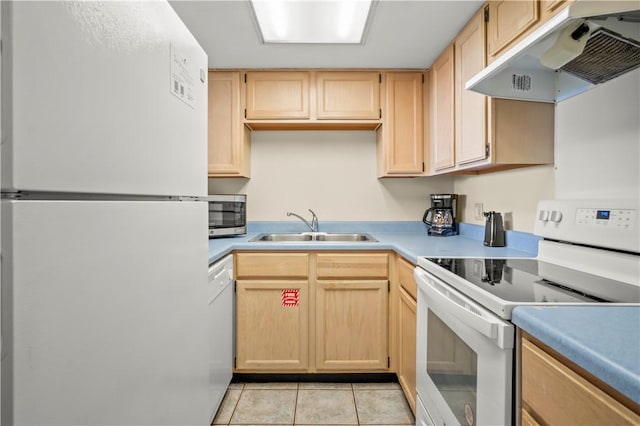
[416,269,512,347]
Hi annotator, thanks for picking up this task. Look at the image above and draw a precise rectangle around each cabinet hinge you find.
[234,282,237,293]
[422,74,425,84]
[234,357,236,369]
[387,357,390,368]
[387,281,391,292]
[244,73,247,83]
[484,7,489,22]
[485,145,490,157]
[379,108,382,119]
[422,162,425,173]
[379,73,382,84]
[244,108,247,119]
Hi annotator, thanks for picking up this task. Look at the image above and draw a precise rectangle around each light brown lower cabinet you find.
[521,334,640,425]
[234,251,390,373]
[395,256,418,413]
[316,280,389,371]
[235,280,309,371]
[397,287,417,412]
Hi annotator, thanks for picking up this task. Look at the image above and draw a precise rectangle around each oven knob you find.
[550,210,563,223]
[538,210,550,222]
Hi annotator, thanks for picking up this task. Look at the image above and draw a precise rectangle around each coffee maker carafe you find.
[423,194,458,236]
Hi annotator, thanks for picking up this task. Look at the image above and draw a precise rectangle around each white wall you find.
[554,69,640,199]
[453,165,555,233]
[208,131,454,221]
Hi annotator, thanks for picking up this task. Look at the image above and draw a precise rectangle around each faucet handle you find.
[308,209,318,232]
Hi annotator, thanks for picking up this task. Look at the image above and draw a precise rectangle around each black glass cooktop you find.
[424,257,640,304]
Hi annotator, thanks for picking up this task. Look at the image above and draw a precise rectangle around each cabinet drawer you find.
[522,337,640,425]
[236,252,309,279]
[397,256,417,300]
[316,253,389,279]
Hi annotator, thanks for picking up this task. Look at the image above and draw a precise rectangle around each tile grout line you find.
[227,384,243,426]
[351,383,361,426]
[292,382,299,425]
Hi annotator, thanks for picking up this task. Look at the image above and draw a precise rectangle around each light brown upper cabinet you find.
[208,71,250,177]
[429,44,455,172]
[455,9,487,166]
[429,8,554,175]
[487,0,539,63]
[540,0,573,22]
[377,72,425,176]
[245,71,310,119]
[316,72,381,120]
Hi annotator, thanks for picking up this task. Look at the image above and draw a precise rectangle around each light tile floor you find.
[212,382,415,425]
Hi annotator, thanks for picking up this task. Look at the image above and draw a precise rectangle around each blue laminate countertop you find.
[208,221,539,264]
[512,306,640,404]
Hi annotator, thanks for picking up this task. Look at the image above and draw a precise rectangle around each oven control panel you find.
[575,208,635,229]
[535,199,639,253]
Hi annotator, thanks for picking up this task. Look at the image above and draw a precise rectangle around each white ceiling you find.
[169,0,485,69]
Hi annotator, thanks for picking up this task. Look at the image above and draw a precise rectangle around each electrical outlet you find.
[474,203,484,220]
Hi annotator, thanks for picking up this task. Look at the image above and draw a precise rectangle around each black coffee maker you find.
[423,194,458,236]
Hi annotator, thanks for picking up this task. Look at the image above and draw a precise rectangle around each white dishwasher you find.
[208,254,234,422]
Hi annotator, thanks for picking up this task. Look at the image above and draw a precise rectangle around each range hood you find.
[466,1,640,103]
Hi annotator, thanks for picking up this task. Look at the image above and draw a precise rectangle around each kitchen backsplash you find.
[208,130,453,221]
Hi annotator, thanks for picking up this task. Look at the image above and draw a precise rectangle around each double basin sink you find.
[249,232,378,243]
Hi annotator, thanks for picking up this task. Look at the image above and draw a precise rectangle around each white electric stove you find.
[414,199,640,426]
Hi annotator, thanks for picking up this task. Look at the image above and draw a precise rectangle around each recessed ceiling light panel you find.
[250,0,374,44]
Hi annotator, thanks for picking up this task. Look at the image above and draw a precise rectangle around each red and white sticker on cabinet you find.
[281,289,299,307]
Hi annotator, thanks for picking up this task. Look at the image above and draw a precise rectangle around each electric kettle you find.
[483,211,506,247]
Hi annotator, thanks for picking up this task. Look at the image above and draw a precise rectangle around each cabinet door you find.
[521,408,542,426]
[208,71,250,177]
[236,280,309,371]
[521,337,640,425]
[245,71,310,119]
[316,280,388,371]
[430,44,455,171]
[540,0,573,23]
[455,9,488,166]
[398,287,417,413]
[382,72,424,174]
[316,72,381,120]
[488,0,539,60]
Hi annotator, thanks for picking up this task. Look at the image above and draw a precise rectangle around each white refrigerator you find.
[1,2,212,425]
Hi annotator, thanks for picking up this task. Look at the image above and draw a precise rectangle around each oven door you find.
[415,267,514,426]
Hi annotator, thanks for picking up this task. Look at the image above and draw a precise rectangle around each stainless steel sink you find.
[249,232,377,243]
[314,233,376,242]
[250,233,313,242]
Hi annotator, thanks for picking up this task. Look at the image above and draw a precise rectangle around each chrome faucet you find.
[287,209,318,232]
